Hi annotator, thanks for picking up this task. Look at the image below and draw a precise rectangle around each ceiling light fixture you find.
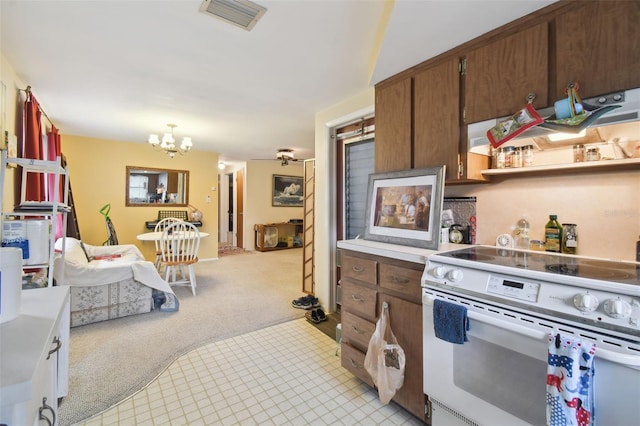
[547,129,587,142]
[148,123,193,158]
[276,149,294,166]
[218,162,226,170]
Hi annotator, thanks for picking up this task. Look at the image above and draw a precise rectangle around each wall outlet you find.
[206,196,211,203]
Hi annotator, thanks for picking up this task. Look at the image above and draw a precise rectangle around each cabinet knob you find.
[352,265,364,272]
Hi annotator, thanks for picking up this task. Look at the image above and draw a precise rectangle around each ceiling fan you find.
[252,148,307,166]
[275,148,300,166]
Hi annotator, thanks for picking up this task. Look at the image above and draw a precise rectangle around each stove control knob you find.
[431,266,447,279]
[604,298,632,319]
[447,269,463,282]
[573,293,599,312]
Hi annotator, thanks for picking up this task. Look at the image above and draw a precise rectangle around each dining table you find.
[136,231,210,241]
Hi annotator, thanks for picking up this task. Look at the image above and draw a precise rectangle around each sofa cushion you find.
[55,237,89,265]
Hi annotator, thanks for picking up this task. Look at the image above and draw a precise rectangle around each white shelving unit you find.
[0,150,69,287]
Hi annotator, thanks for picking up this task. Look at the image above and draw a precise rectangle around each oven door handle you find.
[424,294,640,367]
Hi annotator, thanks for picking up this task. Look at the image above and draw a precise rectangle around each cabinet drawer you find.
[379,263,422,302]
[341,281,377,321]
[341,343,373,387]
[342,254,377,285]
[341,311,375,352]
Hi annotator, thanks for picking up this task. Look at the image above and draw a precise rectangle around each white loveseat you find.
[53,238,178,327]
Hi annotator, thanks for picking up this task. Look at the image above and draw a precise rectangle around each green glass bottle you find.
[545,215,562,253]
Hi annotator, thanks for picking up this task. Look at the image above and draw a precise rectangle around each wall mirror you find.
[126,166,189,207]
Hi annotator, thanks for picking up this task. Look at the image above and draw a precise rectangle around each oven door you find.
[422,289,640,426]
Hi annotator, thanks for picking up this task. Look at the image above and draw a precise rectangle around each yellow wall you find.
[244,160,304,249]
[1,53,25,213]
[61,135,219,260]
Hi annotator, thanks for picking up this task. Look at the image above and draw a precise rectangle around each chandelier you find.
[148,123,193,158]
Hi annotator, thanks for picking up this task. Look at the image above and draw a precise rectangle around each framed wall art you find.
[272,174,303,207]
[364,166,445,249]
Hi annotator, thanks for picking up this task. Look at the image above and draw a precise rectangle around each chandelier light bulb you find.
[148,123,193,157]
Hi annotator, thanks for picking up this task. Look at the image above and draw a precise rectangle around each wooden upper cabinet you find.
[414,58,461,181]
[464,23,549,124]
[374,77,412,173]
[555,0,640,100]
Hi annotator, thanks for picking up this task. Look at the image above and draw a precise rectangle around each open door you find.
[236,169,244,248]
[302,159,315,294]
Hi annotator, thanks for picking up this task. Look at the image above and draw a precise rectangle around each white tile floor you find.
[77,319,423,426]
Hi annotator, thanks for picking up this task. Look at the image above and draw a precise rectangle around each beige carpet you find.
[59,248,305,426]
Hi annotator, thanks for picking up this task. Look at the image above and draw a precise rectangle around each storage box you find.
[256,226,278,248]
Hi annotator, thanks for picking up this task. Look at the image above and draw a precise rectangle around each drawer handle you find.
[47,336,62,360]
[391,276,410,284]
[39,397,56,426]
[351,326,364,334]
[351,294,364,302]
[350,359,363,369]
[352,265,364,272]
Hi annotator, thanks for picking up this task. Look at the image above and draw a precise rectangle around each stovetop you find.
[432,246,640,287]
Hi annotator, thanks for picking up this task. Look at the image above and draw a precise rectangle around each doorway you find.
[218,168,245,249]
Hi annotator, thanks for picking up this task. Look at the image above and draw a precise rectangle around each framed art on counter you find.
[363,166,445,249]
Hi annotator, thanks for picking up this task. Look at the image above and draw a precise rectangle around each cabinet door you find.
[555,0,640,100]
[375,77,412,173]
[464,23,548,123]
[414,58,461,181]
[377,294,425,421]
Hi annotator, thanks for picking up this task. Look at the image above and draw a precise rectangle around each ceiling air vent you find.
[199,0,267,31]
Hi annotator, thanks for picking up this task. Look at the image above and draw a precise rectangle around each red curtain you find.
[47,126,64,239]
[24,92,45,201]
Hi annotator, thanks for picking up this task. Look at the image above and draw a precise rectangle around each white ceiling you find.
[0,0,555,164]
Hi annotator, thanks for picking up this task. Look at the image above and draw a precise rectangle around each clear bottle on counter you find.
[513,217,530,249]
[529,240,545,251]
[562,223,578,254]
[545,215,563,253]
[522,145,534,167]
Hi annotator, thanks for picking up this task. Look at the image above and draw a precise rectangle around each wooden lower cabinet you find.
[340,250,427,423]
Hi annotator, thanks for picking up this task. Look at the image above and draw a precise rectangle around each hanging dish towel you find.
[433,299,469,344]
[546,333,596,426]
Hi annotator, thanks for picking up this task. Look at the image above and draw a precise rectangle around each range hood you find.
[469,87,640,153]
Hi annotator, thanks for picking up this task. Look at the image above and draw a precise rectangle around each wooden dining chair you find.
[159,221,200,296]
[153,217,183,269]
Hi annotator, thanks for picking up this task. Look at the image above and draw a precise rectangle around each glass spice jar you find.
[495,147,506,169]
[573,144,586,162]
[586,147,600,161]
[522,145,534,167]
[503,146,516,168]
[512,147,523,168]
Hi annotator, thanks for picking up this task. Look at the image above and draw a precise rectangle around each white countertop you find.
[337,239,469,264]
[0,286,70,405]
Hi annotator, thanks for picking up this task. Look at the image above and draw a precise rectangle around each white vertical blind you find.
[344,139,374,240]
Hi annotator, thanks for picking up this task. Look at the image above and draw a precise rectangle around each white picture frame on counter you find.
[363,166,445,249]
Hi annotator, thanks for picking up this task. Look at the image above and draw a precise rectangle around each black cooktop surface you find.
[435,246,640,286]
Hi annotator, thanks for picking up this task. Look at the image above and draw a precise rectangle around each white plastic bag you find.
[364,302,406,404]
